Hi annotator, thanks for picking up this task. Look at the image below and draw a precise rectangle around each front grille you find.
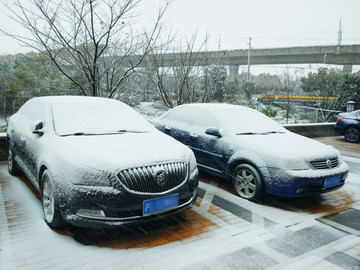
[117,162,188,194]
[310,157,339,170]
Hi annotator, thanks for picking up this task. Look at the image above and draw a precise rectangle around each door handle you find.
[190,133,198,139]
[165,126,172,132]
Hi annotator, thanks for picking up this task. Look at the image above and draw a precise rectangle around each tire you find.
[8,147,20,176]
[41,170,66,228]
[344,127,360,143]
[232,164,263,201]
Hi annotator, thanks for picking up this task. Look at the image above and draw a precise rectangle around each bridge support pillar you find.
[343,64,353,73]
[227,65,239,83]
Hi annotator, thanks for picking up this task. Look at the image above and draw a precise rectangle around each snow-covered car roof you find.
[176,103,253,112]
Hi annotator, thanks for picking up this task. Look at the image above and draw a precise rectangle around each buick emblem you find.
[326,160,332,169]
[154,170,167,186]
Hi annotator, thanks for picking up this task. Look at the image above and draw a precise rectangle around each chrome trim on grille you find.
[310,157,339,170]
[117,162,188,194]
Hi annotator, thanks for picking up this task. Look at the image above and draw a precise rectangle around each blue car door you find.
[185,109,229,175]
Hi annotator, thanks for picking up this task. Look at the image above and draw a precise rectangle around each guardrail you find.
[284,122,336,138]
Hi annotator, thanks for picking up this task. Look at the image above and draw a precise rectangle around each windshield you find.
[52,102,155,136]
[215,108,287,135]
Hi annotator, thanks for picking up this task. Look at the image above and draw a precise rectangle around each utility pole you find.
[337,18,342,46]
[247,37,252,81]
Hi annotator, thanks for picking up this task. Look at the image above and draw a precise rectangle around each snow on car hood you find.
[235,131,338,160]
[53,131,189,171]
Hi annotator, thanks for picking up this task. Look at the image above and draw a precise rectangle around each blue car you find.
[335,109,360,143]
[152,103,349,200]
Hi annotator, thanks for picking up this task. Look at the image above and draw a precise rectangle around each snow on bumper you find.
[260,162,349,197]
[58,170,199,228]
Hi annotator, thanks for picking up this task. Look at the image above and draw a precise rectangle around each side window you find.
[191,109,219,128]
[18,99,45,121]
[166,107,219,128]
[166,107,195,125]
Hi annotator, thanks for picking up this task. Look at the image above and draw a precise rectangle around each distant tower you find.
[337,18,342,46]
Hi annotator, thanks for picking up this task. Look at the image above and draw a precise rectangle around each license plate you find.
[323,176,341,189]
[143,194,179,216]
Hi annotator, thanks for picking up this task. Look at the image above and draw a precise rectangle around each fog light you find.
[77,209,106,218]
[296,188,304,194]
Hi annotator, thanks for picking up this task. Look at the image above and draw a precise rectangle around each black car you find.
[7,96,198,228]
[335,109,360,143]
[152,103,349,200]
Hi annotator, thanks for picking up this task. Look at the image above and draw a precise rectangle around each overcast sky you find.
[0,0,359,73]
[167,0,360,50]
[1,0,359,55]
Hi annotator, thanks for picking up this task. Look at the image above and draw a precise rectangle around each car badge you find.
[154,169,167,186]
[326,160,332,169]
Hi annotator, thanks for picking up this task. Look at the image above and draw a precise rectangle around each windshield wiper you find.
[61,132,96,137]
[60,130,149,137]
[236,132,258,135]
[262,131,285,134]
[117,129,148,133]
[236,131,285,135]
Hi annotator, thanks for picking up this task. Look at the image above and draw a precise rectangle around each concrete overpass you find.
[144,44,360,82]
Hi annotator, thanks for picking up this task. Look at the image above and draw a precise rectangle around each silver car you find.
[7,96,198,228]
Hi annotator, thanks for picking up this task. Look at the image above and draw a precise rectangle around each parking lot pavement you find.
[1,139,360,269]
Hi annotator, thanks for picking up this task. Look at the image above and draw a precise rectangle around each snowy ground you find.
[1,159,360,270]
[133,102,169,120]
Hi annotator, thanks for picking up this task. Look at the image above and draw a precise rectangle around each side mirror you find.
[31,121,45,134]
[205,127,221,137]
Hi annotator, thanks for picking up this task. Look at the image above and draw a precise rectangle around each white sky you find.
[166,0,360,50]
[1,0,359,73]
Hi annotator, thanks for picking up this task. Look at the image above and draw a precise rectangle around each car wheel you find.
[8,148,20,176]
[344,127,360,143]
[41,171,66,228]
[232,164,263,201]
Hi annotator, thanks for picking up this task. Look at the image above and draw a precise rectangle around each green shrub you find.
[261,106,278,118]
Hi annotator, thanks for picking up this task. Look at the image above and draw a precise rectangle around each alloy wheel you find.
[234,168,257,199]
[8,149,14,171]
[42,176,55,223]
[345,127,360,143]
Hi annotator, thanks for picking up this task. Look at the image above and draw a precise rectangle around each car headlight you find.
[70,167,111,186]
[280,159,310,170]
[189,152,198,173]
[337,153,344,164]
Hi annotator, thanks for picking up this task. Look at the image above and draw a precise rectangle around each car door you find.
[157,107,198,150]
[8,113,28,167]
[185,109,229,175]
[17,99,46,182]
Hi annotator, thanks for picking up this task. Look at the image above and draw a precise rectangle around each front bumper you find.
[260,163,349,197]
[58,170,199,228]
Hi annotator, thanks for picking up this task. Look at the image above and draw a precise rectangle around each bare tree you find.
[1,0,169,98]
[279,66,302,123]
[145,31,212,108]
